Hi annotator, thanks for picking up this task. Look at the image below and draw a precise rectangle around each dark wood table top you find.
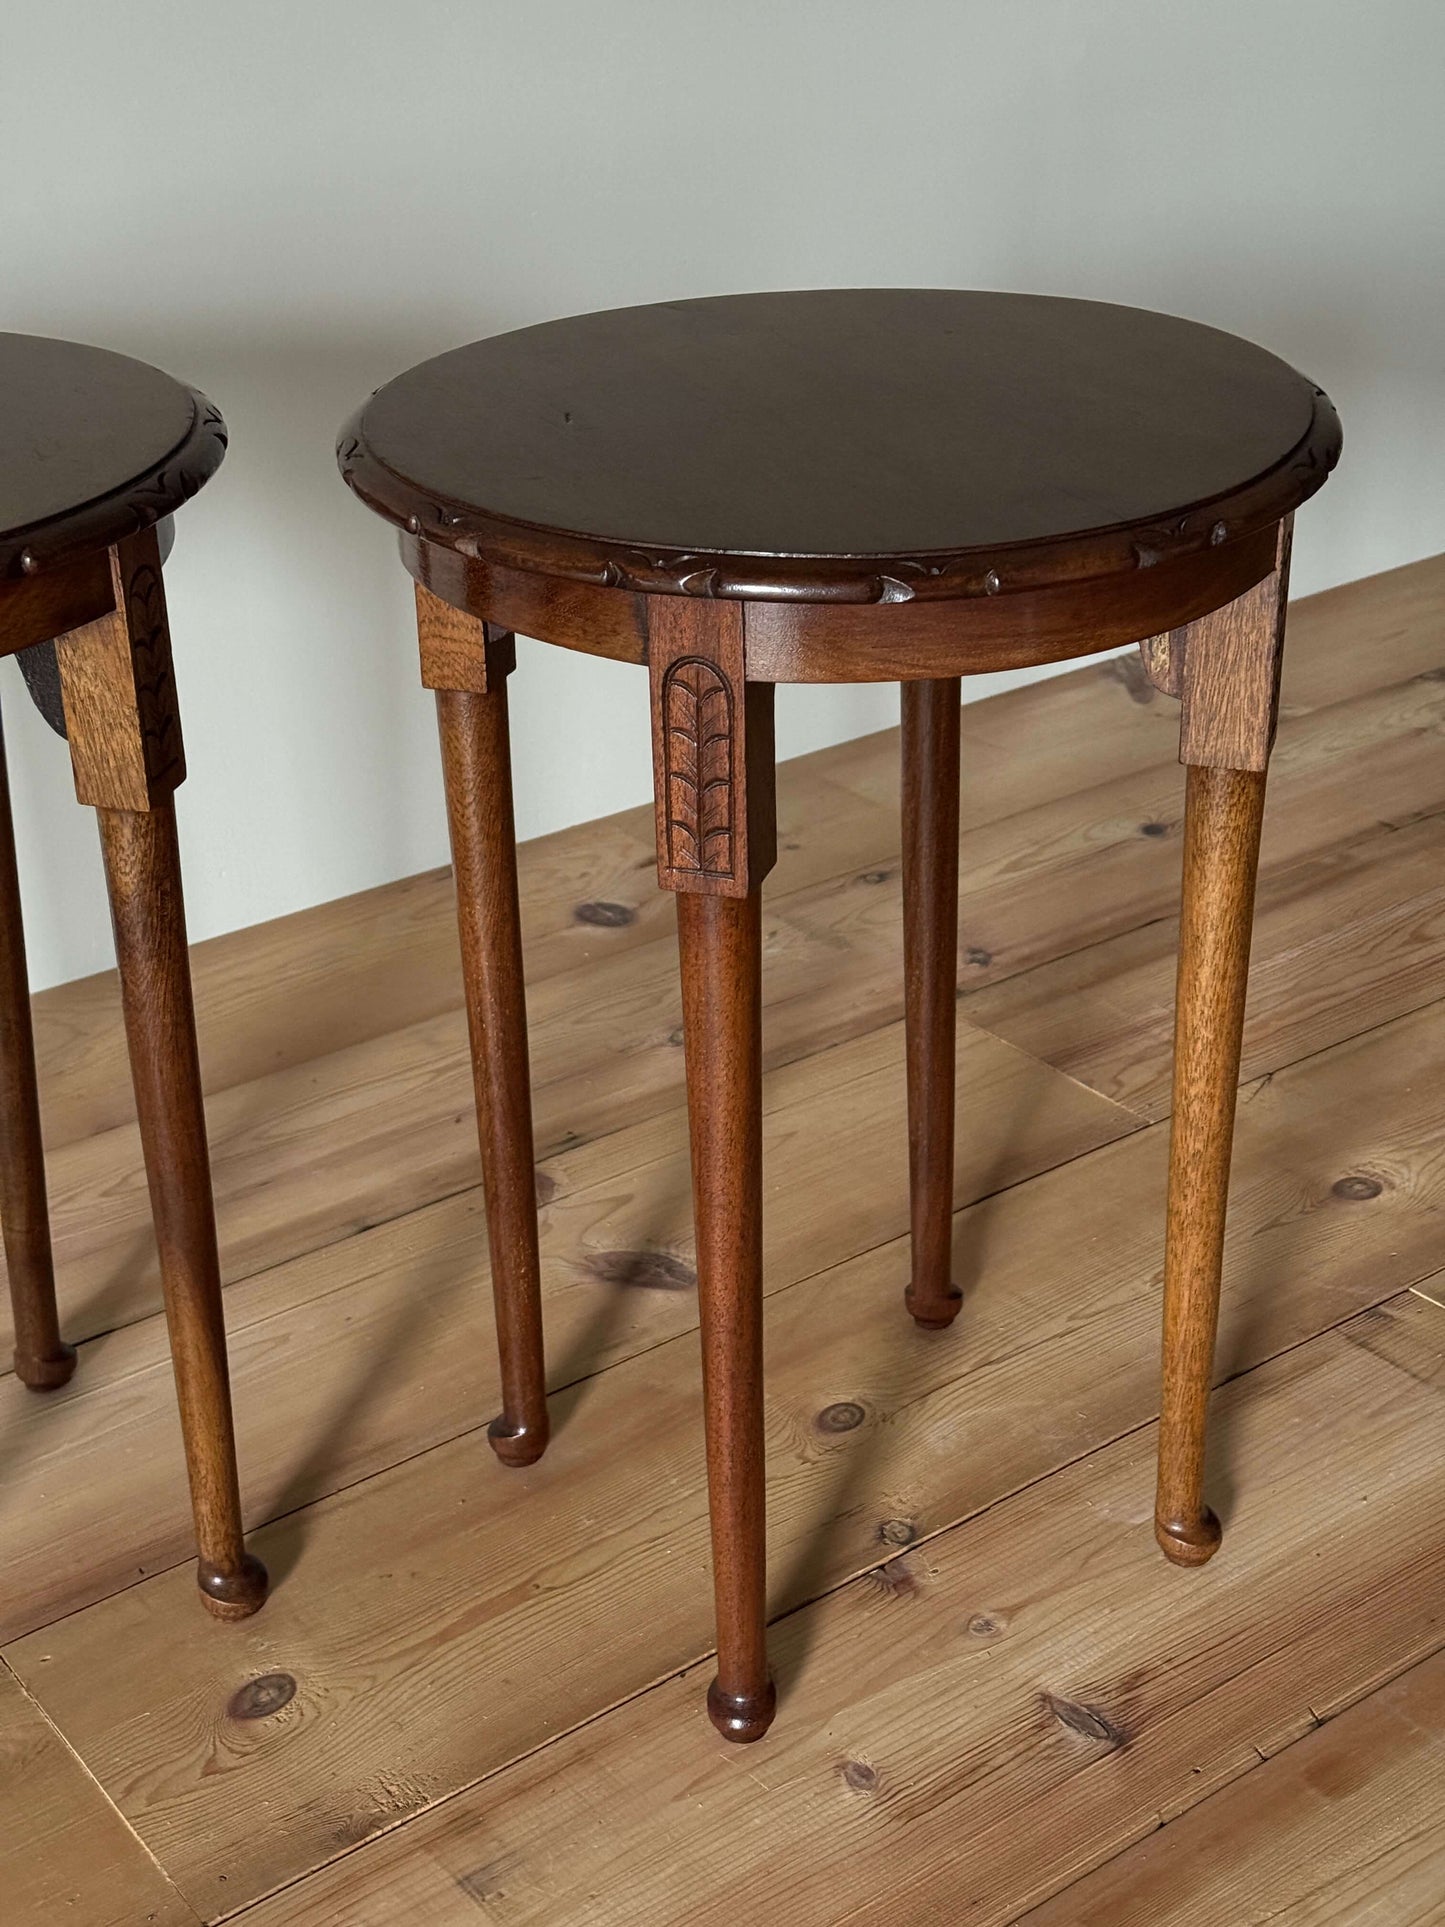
[340,290,1339,604]
[0,334,226,578]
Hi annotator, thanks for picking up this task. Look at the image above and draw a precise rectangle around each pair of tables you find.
[0,292,1338,1739]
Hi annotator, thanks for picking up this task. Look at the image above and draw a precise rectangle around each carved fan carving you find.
[662,656,734,878]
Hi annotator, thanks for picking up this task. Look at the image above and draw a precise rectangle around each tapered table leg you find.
[99,802,266,1617]
[900,678,963,1328]
[677,890,774,1743]
[1155,763,1268,1565]
[436,685,548,1467]
[0,713,74,1389]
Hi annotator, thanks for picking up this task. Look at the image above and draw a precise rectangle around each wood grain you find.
[0,332,224,579]
[233,1297,1445,1927]
[1155,765,1267,1565]
[9,998,1442,1912]
[1142,518,1292,771]
[56,527,185,811]
[1022,1643,1445,1925]
[339,291,1337,607]
[741,526,1279,682]
[0,553,1440,1922]
[0,549,113,660]
[435,674,548,1467]
[0,1660,199,1927]
[0,714,71,1386]
[677,889,773,1738]
[415,581,515,693]
[900,679,963,1326]
[966,804,1445,1120]
[0,1009,1135,1640]
[12,647,1445,1373]
[98,802,265,1617]
[22,759,876,1153]
[20,551,1443,1157]
[649,595,776,896]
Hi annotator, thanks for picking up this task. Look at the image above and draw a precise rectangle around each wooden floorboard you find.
[23,550,1444,1155]
[1020,1643,1445,1925]
[967,802,1445,1117]
[8,1000,1445,1915]
[0,552,1441,1925]
[0,1659,199,1926]
[0,1014,1136,1640]
[9,616,1445,1370]
[232,1296,1445,1927]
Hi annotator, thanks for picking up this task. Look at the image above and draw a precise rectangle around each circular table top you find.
[339,290,1339,604]
[0,334,227,578]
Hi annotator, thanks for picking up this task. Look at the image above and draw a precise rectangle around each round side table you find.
[0,333,266,1619]
[338,290,1340,1741]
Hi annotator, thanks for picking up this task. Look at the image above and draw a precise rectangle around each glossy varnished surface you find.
[0,334,225,579]
[342,291,1339,604]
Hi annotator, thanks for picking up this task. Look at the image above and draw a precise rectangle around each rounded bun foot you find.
[15,1342,77,1391]
[488,1412,549,1468]
[197,1552,269,1620]
[1155,1507,1222,1567]
[707,1677,777,1743]
[904,1283,963,1330]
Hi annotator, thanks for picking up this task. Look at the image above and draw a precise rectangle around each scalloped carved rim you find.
[2,391,227,581]
[337,389,1340,607]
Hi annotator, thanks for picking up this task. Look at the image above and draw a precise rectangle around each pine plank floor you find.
[2,551,1443,1923]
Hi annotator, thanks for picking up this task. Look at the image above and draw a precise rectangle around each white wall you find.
[4,0,1441,990]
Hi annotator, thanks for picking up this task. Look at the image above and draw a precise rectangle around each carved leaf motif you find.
[663,657,733,877]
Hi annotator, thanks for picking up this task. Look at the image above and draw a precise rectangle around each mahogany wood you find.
[403,535,647,668]
[676,889,774,1743]
[340,291,1337,608]
[900,681,964,1328]
[0,334,262,1620]
[1141,518,1293,769]
[401,522,1280,685]
[740,523,1281,683]
[56,528,186,810]
[1155,764,1269,1564]
[648,598,776,898]
[0,334,225,582]
[0,713,73,1389]
[339,290,1339,1739]
[98,803,266,1615]
[0,553,114,663]
[433,680,548,1466]
[416,580,515,694]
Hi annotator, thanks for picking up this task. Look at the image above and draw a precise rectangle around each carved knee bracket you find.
[649,598,776,897]
[1139,518,1293,772]
[416,581,516,692]
[55,527,185,810]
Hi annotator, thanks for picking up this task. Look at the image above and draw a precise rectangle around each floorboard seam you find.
[0,1653,205,1924]
[206,1289,1428,1925]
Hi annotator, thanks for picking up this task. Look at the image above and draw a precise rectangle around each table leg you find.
[100,802,267,1614]
[434,680,548,1468]
[900,678,963,1329]
[57,526,264,1617]
[1155,764,1267,1564]
[0,708,74,1389]
[1141,518,1291,1567]
[677,889,774,1741]
[648,596,777,1739]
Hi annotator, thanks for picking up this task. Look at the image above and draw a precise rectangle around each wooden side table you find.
[339,291,1340,1740]
[0,333,266,1619]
